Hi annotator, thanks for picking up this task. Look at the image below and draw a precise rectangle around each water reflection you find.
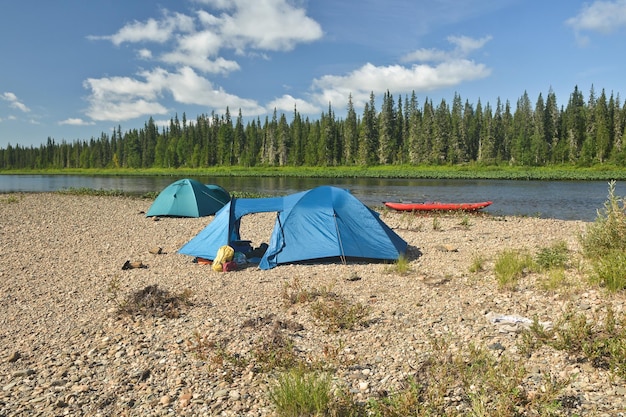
[1,174,624,221]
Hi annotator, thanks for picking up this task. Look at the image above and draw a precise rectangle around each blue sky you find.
[1,0,625,149]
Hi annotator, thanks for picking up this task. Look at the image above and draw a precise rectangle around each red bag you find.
[222,260,238,272]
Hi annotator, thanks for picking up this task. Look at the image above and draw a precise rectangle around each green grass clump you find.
[579,181,626,290]
[540,268,568,291]
[494,249,534,289]
[368,338,566,416]
[521,305,626,379]
[281,278,369,332]
[281,278,329,306]
[394,254,411,275]
[269,367,333,417]
[310,297,370,332]
[469,254,486,273]
[1,194,21,203]
[458,214,472,229]
[591,249,626,291]
[535,241,569,270]
[252,327,301,371]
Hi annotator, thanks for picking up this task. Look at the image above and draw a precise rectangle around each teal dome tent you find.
[146,178,230,218]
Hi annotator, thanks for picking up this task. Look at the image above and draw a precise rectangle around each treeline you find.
[1,85,626,170]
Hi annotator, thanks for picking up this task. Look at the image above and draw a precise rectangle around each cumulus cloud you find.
[1,92,31,113]
[84,66,265,122]
[567,0,626,45]
[84,0,322,123]
[88,11,195,45]
[266,94,321,114]
[309,36,492,110]
[211,0,323,52]
[59,118,95,126]
[401,35,492,63]
[83,73,169,121]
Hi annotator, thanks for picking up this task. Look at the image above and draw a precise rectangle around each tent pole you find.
[333,214,346,265]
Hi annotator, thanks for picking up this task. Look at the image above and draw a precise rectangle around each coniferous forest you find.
[1,86,625,170]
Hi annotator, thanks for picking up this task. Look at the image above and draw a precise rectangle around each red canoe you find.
[384,200,492,212]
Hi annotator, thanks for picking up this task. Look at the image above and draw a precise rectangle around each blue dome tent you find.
[178,186,407,269]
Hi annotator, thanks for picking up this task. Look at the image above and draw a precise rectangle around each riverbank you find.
[1,193,625,415]
[3,163,626,181]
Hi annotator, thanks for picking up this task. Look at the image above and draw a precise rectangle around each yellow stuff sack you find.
[212,245,235,272]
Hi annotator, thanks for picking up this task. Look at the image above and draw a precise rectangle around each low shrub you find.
[591,249,626,291]
[281,278,329,306]
[579,181,626,259]
[310,297,370,332]
[107,279,192,318]
[535,240,569,270]
[520,305,626,379]
[368,338,566,416]
[579,181,626,291]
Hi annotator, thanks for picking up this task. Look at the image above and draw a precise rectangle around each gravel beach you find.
[1,193,625,416]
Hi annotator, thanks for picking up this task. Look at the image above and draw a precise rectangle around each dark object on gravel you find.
[122,260,147,270]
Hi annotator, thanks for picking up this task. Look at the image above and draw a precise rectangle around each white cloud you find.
[137,49,153,59]
[310,36,492,110]
[401,35,492,63]
[567,0,626,44]
[152,66,264,113]
[90,1,322,61]
[83,66,265,122]
[59,118,95,126]
[83,73,169,121]
[160,51,240,73]
[1,92,31,113]
[82,0,322,122]
[214,0,323,52]
[89,11,195,45]
[266,94,321,114]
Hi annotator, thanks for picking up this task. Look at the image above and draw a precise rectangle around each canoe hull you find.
[384,201,492,212]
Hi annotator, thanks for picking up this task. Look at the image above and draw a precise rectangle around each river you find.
[1,174,624,221]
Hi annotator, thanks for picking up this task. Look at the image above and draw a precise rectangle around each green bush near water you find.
[579,180,626,290]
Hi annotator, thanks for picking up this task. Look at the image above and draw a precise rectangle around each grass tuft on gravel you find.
[107,278,192,318]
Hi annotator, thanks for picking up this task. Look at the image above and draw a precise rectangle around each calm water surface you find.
[1,174,624,221]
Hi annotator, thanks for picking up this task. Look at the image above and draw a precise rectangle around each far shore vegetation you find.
[2,164,626,181]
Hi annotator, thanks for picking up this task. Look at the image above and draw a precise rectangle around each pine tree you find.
[277,113,291,166]
[565,85,586,162]
[378,91,396,164]
[544,88,560,163]
[234,109,246,165]
[530,93,548,165]
[358,98,378,165]
[432,98,451,164]
[343,94,358,165]
[511,91,534,165]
